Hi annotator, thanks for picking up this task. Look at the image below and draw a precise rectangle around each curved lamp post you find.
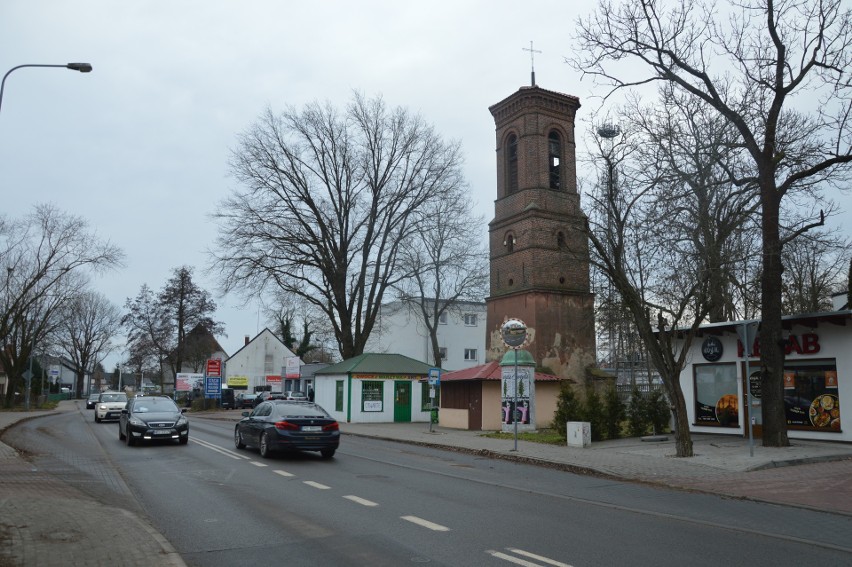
[0,62,93,114]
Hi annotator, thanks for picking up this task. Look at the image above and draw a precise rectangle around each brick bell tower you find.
[485,85,596,384]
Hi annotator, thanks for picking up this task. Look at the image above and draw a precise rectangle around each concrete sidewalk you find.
[0,401,186,567]
[1,402,850,566]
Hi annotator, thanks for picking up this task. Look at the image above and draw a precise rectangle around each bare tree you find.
[124,267,223,391]
[0,205,123,406]
[212,92,466,360]
[781,229,850,313]
[123,284,170,389]
[57,291,123,398]
[572,0,852,447]
[584,125,722,457]
[394,187,489,367]
[158,266,223,379]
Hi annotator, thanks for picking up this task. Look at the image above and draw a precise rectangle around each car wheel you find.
[118,425,125,440]
[234,429,246,449]
[321,448,336,459]
[94,414,101,423]
[126,429,135,446]
[259,432,272,458]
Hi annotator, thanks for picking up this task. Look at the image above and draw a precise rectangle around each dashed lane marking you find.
[250,462,268,467]
[506,548,572,567]
[485,549,572,567]
[190,438,251,460]
[304,481,331,490]
[401,515,450,532]
[343,495,378,507]
[274,470,295,478]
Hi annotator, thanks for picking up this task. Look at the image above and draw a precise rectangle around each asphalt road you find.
[5,406,851,567]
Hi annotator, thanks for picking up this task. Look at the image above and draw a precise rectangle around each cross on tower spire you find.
[522,41,542,86]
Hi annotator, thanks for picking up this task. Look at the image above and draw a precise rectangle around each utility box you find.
[567,421,591,448]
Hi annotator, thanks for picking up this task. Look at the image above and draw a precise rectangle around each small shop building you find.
[439,356,561,431]
[313,353,436,423]
[679,309,850,442]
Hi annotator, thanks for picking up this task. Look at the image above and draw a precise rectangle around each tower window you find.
[557,231,566,249]
[507,134,519,194]
[549,130,561,190]
[505,234,514,253]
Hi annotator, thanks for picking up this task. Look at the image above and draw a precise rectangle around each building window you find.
[507,134,519,194]
[693,363,738,427]
[361,381,383,412]
[438,347,447,360]
[264,354,274,374]
[438,312,448,325]
[335,380,344,412]
[421,382,440,411]
[782,359,840,431]
[464,348,478,361]
[464,314,477,326]
[505,233,514,253]
[548,130,561,190]
[557,231,566,249]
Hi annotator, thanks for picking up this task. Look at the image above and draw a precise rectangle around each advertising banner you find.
[206,358,222,377]
[176,373,204,392]
[285,357,301,379]
[265,374,282,385]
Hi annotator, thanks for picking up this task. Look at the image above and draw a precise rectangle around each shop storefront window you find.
[361,381,383,412]
[694,363,738,427]
[783,360,841,432]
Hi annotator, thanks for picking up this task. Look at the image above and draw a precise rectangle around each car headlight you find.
[128,417,146,427]
[176,416,188,427]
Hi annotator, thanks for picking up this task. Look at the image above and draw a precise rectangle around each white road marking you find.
[400,515,450,532]
[304,481,331,490]
[485,549,572,567]
[343,495,378,507]
[190,438,251,460]
[273,470,295,478]
[506,548,572,567]
[250,461,268,467]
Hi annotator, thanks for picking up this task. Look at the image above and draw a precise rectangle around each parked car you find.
[252,391,286,406]
[86,393,101,410]
[220,389,236,410]
[234,400,339,459]
[118,395,189,446]
[94,391,128,422]
[235,392,257,409]
[283,390,308,401]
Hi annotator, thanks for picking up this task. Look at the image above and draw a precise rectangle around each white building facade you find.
[366,300,487,371]
[677,310,850,442]
[224,329,297,393]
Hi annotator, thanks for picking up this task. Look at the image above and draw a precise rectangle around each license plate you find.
[301,426,322,432]
[153,430,171,435]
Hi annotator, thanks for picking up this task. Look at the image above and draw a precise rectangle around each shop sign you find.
[738,333,821,357]
[227,375,248,387]
[701,336,723,361]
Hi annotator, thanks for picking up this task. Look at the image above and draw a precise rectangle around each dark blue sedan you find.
[234,400,340,459]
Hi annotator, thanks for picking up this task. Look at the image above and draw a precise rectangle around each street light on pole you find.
[0,62,93,115]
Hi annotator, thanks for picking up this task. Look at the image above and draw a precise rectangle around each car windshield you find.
[100,393,127,403]
[133,398,178,413]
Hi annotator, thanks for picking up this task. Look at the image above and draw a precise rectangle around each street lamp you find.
[0,62,93,114]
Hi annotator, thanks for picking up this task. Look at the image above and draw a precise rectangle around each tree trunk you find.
[665,373,693,457]
[759,187,790,447]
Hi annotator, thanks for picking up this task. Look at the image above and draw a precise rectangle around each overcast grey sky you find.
[2,1,849,365]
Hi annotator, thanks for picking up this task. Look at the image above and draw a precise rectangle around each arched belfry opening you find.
[486,85,596,385]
